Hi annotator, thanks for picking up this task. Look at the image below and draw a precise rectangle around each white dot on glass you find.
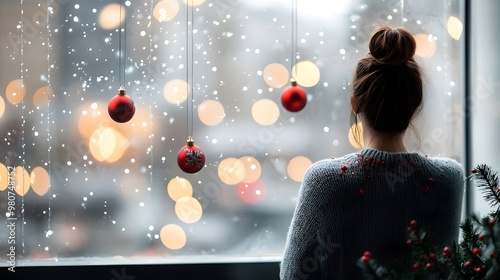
[339,49,346,55]
[140,31,146,36]
[450,81,455,87]
[351,36,356,40]
[333,139,339,146]
[436,66,442,71]
[124,169,130,174]
[324,127,329,132]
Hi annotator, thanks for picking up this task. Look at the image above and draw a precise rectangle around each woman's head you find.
[351,26,423,133]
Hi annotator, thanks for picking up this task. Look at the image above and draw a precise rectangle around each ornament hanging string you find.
[186,2,195,137]
[119,0,127,87]
[291,0,298,78]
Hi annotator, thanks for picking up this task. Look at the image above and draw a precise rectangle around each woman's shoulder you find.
[424,155,464,176]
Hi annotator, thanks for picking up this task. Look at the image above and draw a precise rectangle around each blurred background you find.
[0,0,471,265]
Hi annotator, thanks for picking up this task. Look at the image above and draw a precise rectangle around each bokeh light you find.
[263,63,289,88]
[0,163,8,191]
[5,79,26,105]
[238,180,266,204]
[153,0,180,22]
[98,3,125,30]
[167,177,193,201]
[239,156,262,183]
[33,86,53,109]
[183,0,206,6]
[218,157,245,185]
[78,102,110,139]
[348,122,364,149]
[252,99,280,126]
[30,166,50,196]
[198,99,225,126]
[447,16,463,40]
[0,96,5,119]
[14,166,30,196]
[292,61,321,87]
[163,79,189,105]
[414,33,437,58]
[287,156,313,182]
[89,127,129,163]
[175,196,203,224]
[160,224,187,250]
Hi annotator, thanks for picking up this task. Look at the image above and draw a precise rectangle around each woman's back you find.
[280,149,464,279]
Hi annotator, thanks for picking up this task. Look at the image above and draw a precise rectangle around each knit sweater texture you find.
[280,149,464,280]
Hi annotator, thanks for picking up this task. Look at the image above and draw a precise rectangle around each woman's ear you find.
[350,96,357,113]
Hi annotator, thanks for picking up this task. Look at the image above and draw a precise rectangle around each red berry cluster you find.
[360,251,371,263]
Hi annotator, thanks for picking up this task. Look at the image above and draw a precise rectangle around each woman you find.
[280,26,464,279]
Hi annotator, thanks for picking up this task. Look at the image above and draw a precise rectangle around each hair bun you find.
[368,26,416,65]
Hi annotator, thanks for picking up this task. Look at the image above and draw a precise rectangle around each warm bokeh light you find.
[198,99,225,126]
[292,61,320,87]
[98,3,126,30]
[263,63,289,88]
[252,99,280,126]
[89,127,129,163]
[239,156,262,183]
[238,180,267,204]
[0,96,5,119]
[78,102,110,139]
[348,122,364,149]
[160,224,187,250]
[447,16,463,40]
[287,156,313,182]
[30,166,50,196]
[175,196,203,224]
[33,86,53,109]
[218,157,245,185]
[0,164,8,191]
[414,33,437,58]
[14,166,30,196]
[183,0,206,6]
[167,177,193,201]
[153,0,180,22]
[5,79,26,105]
[163,79,189,105]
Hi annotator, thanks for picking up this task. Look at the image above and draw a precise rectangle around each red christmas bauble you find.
[177,137,205,174]
[281,79,307,112]
[108,87,135,123]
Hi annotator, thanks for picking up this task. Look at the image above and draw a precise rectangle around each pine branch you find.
[470,164,500,208]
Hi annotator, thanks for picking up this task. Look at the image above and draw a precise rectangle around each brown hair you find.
[352,26,423,134]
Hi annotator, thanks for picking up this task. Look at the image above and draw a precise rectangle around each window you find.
[0,0,464,269]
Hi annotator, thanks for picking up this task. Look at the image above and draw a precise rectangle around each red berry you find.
[490,252,496,258]
[474,267,482,274]
[341,165,348,172]
[422,186,430,193]
[363,251,372,258]
[489,218,496,227]
[472,247,481,255]
[425,263,434,270]
[412,263,421,270]
[358,189,365,196]
[428,177,435,184]
[406,239,413,246]
[478,234,485,241]
[471,168,478,174]
[410,220,417,227]
[465,260,473,268]
[407,226,413,232]
[443,247,451,257]
[429,253,436,260]
[361,255,370,263]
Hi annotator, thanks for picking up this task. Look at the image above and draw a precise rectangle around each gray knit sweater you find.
[280,149,464,280]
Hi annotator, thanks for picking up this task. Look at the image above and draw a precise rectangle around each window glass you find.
[0,0,464,264]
